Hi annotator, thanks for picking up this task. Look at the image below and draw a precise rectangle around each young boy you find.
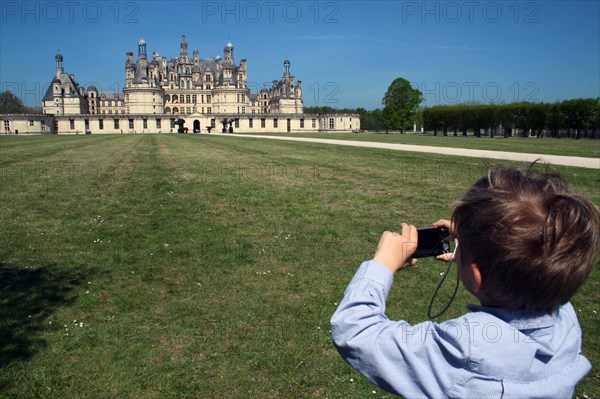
[331,166,600,398]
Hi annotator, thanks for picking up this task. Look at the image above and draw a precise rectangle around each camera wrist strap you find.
[428,240,460,319]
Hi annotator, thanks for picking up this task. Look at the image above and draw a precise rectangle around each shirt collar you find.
[467,304,557,329]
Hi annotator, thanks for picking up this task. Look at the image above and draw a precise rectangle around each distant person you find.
[331,166,599,397]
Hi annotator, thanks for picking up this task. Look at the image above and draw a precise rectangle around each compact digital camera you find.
[413,227,451,258]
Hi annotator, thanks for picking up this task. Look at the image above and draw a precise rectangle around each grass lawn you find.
[234,131,600,159]
[1,134,599,398]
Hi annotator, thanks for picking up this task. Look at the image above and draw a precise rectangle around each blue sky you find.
[1,1,598,109]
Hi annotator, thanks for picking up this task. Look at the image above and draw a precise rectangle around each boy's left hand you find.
[373,223,418,274]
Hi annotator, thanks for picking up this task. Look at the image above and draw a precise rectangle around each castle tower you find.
[134,38,149,84]
[55,53,64,79]
[221,41,234,85]
[180,33,188,60]
[224,40,234,66]
[125,51,134,86]
[138,38,147,58]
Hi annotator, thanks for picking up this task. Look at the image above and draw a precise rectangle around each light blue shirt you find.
[331,261,591,398]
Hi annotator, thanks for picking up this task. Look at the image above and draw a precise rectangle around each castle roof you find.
[43,71,85,101]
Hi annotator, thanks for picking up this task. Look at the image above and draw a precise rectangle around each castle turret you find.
[125,51,135,86]
[180,33,188,60]
[134,38,149,84]
[55,53,64,79]
[224,40,234,66]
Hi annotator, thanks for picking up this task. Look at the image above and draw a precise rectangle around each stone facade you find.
[5,34,359,134]
[1,114,56,134]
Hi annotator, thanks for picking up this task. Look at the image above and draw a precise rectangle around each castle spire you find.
[55,53,64,79]
[138,38,147,57]
[180,32,188,58]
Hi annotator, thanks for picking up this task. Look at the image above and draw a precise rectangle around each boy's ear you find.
[470,263,483,293]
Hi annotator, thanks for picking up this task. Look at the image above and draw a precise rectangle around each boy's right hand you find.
[373,223,418,274]
[433,219,454,262]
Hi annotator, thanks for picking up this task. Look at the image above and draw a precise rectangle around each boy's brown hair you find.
[452,166,600,313]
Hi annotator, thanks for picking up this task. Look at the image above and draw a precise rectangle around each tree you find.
[381,78,423,133]
[561,98,597,139]
[0,91,26,113]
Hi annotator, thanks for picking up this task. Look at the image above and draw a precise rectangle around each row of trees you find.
[0,92,42,114]
[422,99,600,139]
[305,79,599,139]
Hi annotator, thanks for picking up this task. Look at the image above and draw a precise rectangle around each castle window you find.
[249,118,253,128]
[234,120,239,128]
[29,120,34,126]
[207,95,211,103]
[210,119,215,128]
[300,119,304,128]
[192,95,197,104]
[129,119,134,129]
[156,119,161,128]
[85,119,90,130]
[143,119,148,129]
[273,119,278,128]
[242,107,245,114]
[261,118,266,128]
[4,120,9,132]
[312,119,316,128]
[329,118,335,129]
[99,119,104,130]
[186,95,191,103]
[207,107,212,114]
[69,119,75,129]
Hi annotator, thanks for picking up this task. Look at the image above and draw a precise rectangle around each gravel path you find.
[208,133,600,169]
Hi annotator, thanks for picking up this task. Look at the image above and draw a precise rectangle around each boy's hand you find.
[373,223,418,274]
[433,219,454,262]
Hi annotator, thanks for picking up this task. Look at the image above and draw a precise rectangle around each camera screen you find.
[414,227,450,258]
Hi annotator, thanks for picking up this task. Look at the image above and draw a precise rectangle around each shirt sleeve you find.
[330,260,469,397]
